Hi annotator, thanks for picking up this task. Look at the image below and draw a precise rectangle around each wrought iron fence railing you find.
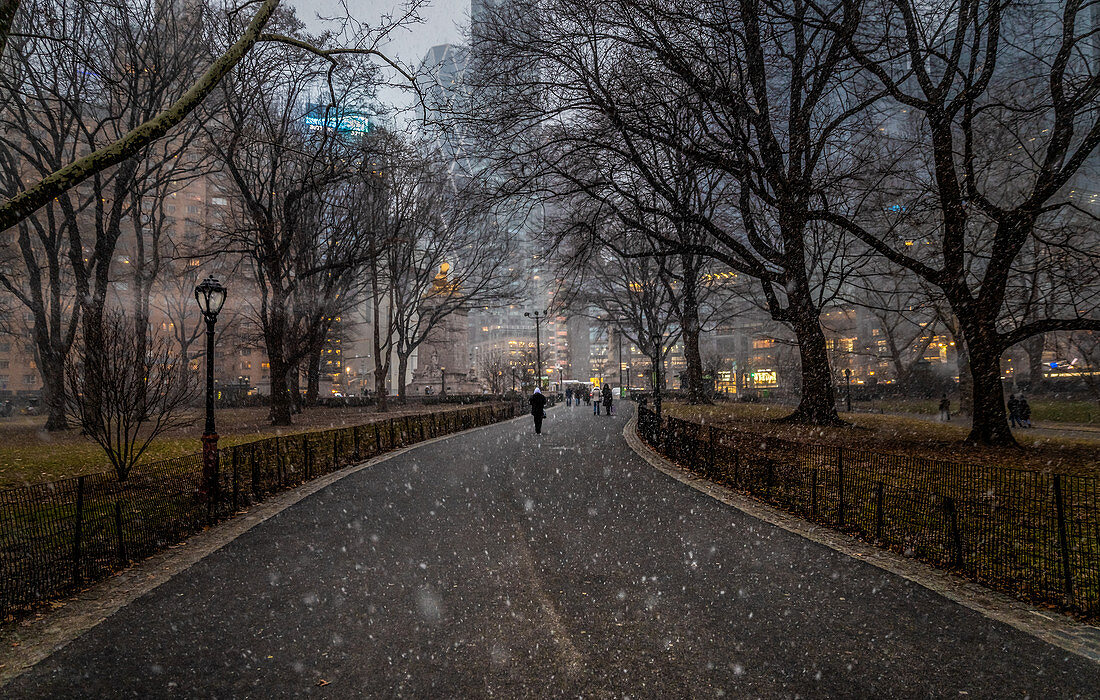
[0,402,520,616]
[636,406,1100,619]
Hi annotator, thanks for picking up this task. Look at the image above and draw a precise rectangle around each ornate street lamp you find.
[524,310,545,389]
[194,276,227,500]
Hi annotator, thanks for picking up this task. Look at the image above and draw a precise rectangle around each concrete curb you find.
[0,410,528,688]
[621,411,1100,665]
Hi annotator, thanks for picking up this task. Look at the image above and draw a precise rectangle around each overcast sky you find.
[293,0,470,114]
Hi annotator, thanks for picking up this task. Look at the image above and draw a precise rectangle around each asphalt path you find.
[9,402,1100,698]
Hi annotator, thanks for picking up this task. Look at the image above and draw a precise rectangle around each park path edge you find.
[0,409,530,688]
[621,409,1100,665]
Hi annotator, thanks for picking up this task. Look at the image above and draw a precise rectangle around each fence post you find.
[354,426,361,461]
[765,459,774,498]
[332,432,339,470]
[114,499,126,565]
[72,475,85,586]
[303,435,311,481]
[837,448,845,528]
[232,447,240,511]
[811,468,818,520]
[1053,475,1074,601]
[390,419,396,448]
[944,496,963,568]
[374,422,381,452]
[874,481,884,541]
[251,444,260,499]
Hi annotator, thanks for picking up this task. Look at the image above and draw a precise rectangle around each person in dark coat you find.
[1019,396,1032,428]
[602,383,613,416]
[938,394,951,422]
[530,387,547,434]
[1007,394,1022,428]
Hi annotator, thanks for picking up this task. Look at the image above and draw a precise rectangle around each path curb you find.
[0,410,528,687]
[621,411,1100,665]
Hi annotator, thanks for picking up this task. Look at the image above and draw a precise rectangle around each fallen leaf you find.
[316,679,330,687]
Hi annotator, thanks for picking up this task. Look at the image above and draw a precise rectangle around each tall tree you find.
[829,0,1100,444]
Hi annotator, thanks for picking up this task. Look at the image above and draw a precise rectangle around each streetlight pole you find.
[194,276,227,501]
[524,310,545,389]
[844,367,852,412]
[618,328,624,398]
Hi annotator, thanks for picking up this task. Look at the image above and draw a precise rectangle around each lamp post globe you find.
[194,276,227,503]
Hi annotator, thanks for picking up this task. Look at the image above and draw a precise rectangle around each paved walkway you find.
[8,403,1100,697]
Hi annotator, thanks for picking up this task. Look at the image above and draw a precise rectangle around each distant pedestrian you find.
[565,387,573,407]
[593,386,601,415]
[1019,396,1032,428]
[530,387,547,435]
[938,394,951,422]
[602,383,613,416]
[1007,394,1022,427]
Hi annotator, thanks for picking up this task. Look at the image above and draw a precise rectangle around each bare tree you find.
[827,0,1100,444]
[477,349,510,395]
[468,0,878,425]
[205,11,380,424]
[386,146,519,400]
[0,0,210,429]
[65,310,195,480]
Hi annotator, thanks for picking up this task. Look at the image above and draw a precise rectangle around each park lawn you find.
[0,404,468,489]
[850,397,1099,423]
[663,401,1100,477]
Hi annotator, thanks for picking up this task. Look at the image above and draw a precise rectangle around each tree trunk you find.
[268,360,293,426]
[0,1,21,61]
[955,334,972,416]
[780,291,843,425]
[40,349,68,430]
[1023,333,1046,394]
[374,363,388,411]
[396,353,409,401]
[679,270,707,405]
[965,343,1016,446]
[288,367,302,414]
[305,347,321,407]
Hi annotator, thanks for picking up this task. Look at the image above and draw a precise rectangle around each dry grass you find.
[664,401,1100,477]
[0,404,467,489]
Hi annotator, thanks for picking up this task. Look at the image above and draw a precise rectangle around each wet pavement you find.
[8,402,1100,697]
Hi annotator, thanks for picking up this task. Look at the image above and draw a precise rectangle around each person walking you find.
[530,387,547,435]
[938,394,951,422]
[593,386,601,415]
[602,383,613,416]
[1007,394,1021,428]
[565,387,572,407]
[1019,396,1032,428]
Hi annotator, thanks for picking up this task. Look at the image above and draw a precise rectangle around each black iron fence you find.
[0,402,520,616]
[637,406,1100,619]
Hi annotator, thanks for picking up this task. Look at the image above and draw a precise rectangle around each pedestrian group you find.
[530,383,617,434]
